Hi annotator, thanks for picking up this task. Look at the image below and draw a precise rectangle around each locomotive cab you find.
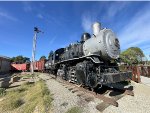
[54,48,65,63]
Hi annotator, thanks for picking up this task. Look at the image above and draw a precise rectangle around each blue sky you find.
[0,1,150,60]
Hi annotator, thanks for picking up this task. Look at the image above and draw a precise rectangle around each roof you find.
[0,55,10,60]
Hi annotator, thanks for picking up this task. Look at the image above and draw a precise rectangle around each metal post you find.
[31,27,43,74]
[31,31,37,74]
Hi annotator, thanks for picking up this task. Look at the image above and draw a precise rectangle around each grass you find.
[5,98,24,110]
[66,107,82,113]
[0,79,53,113]
[0,88,6,97]
[21,80,53,113]
[21,74,34,79]
[0,87,25,111]
[21,73,40,79]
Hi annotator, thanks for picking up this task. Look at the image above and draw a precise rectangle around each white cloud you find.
[101,2,128,22]
[119,7,150,48]
[23,2,32,12]
[81,16,92,32]
[107,2,127,18]
[39,3,45,8]
[49,36,56,45]
[82,12,95,32]
[37,13,43,19]
[81,2,128,32]
[118,5,150,60]
[46,15,64,27]
[0,11,18,21]
[81,12,97,32]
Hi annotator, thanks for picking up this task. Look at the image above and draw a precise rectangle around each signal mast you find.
[31,27,43,74]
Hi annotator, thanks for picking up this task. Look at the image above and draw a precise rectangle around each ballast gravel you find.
[103,81,150,113]
[39,74,101,113]
[39,73,150,113]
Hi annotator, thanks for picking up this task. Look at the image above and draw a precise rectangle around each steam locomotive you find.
[45,22,132,88]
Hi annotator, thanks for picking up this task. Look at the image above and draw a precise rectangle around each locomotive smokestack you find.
[92,22,101,36]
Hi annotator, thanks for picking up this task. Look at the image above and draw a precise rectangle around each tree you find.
[120,47,145,65]
[11,55,30,63]
[24,57,30,63]
[40,56,46,60]
[48,51,53,59]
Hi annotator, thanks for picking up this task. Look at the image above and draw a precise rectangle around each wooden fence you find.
[120,65,150,83]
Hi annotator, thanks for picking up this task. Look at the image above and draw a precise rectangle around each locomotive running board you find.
[55,54,102,65]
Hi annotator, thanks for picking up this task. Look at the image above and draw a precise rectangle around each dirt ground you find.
[1,73,150,113]
[39,73,150,113]
[103,81,150,113]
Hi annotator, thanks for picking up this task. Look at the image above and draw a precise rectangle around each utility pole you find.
[31,27,43,74]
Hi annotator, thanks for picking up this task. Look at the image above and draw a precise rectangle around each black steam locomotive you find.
[45,22,132,88]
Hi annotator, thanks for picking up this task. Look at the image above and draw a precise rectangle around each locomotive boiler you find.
[46,22,132,88]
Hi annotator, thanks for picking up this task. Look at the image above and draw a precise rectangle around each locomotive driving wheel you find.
[87,72,98,88]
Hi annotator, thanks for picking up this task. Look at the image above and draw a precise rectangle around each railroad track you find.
[49,74,134,112]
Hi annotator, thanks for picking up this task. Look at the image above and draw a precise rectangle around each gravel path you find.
[39,74,101,113]
[141,76,150,86]
[103,81,150,113]
[39,73,150,113]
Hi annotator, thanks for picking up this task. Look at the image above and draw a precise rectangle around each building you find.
[0,55,11,74]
